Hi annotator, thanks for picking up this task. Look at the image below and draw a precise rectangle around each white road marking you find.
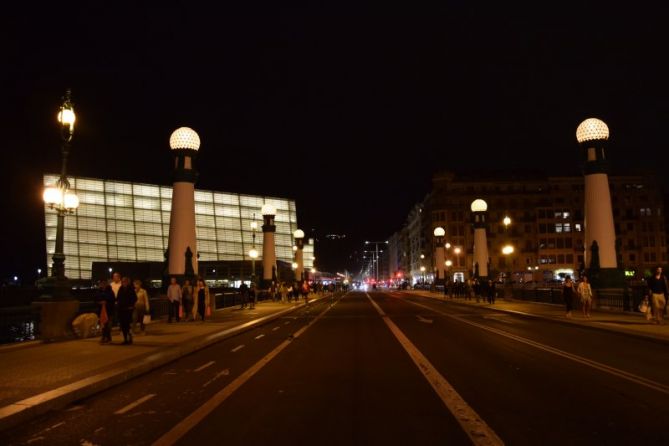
[26,437,45,444]
[203,369,230,388]
[482,315,514,324]
[194,361,215,372]
[255,334,265,340]
[231,345,245,352]
[416,315,433,324]
[114,394,156,415]
[366,293,504,446]
[152,292,349,446]
[272,326,280,331]
[402,296,669,396]
[284,321,290,325]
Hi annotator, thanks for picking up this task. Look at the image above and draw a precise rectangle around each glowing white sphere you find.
[576,118,609,143]
[43,186,63,205]
[249,248,258,259]
[261,204,276,216]
[169,127,200,150]
[63,192,80,210]
[433,227,445,237]
[471,199,488,212]
[293,229,305,239]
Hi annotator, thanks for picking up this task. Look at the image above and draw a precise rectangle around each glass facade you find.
[43,175,313,279]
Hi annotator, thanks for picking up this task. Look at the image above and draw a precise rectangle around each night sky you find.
[2,4,668,280]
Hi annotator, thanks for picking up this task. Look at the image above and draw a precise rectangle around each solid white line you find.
[402,296,669,396]
[272,326,280,331]
[255,334,265,340]
[365,293,504,446]
[114,394,156,415]
[194,361,215,372]
[231,345,245,353]
[152,292,349,446]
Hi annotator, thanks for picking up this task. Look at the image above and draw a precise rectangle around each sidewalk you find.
[404,290,669,344]
[0,298,313,431]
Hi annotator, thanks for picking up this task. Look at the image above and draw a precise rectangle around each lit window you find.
[555,223,563,233]
[575,223,582,232]
[563,223,571,232]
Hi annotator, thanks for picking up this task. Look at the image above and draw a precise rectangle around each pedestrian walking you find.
[301,281,310,304]
[646,266,668,325]
[487,279,496,304]
[117,277,137,345]
[96,279,114,344]
[563,275,575,318]
[577,276,593,318]
[167,276,182,323]
[195,278,210,321]
[249,282,257,309]
[239,282,249,309]
[133,279,150,333]
[182,279,194,321]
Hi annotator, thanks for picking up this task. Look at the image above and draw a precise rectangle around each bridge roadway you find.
[2,290,668,445]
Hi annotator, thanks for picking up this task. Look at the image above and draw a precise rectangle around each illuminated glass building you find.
[43,174,314,280]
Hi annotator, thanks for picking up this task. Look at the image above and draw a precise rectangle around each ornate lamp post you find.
[37,90,81,339]
[294,229,305,282]
[249,248,258,284]
[42,89,80,288]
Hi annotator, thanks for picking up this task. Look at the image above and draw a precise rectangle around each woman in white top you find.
[577,276,593,318]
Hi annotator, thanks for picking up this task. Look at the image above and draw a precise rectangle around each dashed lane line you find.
[366,293,504,446]
[255,334,265,340]
[151,292,348,446]
[114,394,156,415]
[231,345,245,353]
[194,361,215,372]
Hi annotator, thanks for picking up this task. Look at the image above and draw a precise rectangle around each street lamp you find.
[294,228,305,282]
[261,204,277,287]
[503,216,511,228]
[471,199,489,279]
[249,248,258,284]
[365,240,388,282]
[433,227,446,286]
[42,89,79,296]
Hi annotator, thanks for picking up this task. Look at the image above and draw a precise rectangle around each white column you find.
[168,182,198,275]
[584,173,617,268]
[263,231,276,281]
[435,246,445,281]
[474,228,489,277]
[296,248,304,281]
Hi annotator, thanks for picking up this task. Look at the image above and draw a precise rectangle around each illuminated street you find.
[2,292,668,445]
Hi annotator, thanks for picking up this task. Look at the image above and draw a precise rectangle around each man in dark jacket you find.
[117,277,138,344]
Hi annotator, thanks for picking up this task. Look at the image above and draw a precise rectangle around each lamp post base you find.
[34,276,79,342]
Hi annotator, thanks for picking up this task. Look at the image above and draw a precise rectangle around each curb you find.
[404,291,669,346]
[0,299,318,432]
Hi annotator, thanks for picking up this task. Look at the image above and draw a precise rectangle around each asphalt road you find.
[2,290,669,445]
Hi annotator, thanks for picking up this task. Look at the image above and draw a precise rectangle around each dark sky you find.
[2,3,669,280]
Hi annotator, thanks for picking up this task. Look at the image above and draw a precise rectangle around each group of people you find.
[96,272,150,345]
[443,278,497,304]
[561,275,593,318]
[238,280,316,309]
[166,277,212,322]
